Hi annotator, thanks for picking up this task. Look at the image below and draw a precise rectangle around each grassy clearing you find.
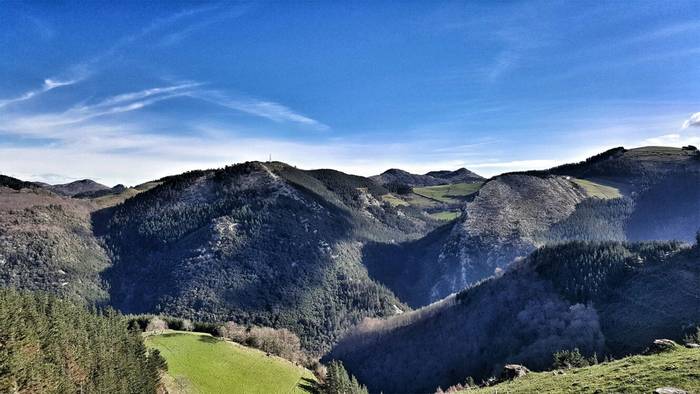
[381,194,409,206]
[428,211,461,221]
[413,182,482,204]
[145,331,315,394]
[403,193,442,209]
[572,178,622,199]
[469,347,700,394]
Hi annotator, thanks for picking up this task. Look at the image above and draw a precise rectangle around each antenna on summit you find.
[268,154,272,162]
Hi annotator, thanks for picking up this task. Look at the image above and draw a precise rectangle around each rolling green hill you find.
[145,331,315,394]
[469,346,700,394]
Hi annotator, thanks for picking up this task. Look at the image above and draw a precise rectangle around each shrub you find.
[219,321,304,364]
[552,348,590,369]
[146,317,168,332]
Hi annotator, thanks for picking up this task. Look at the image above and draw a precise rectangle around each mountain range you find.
[1,145,699,390]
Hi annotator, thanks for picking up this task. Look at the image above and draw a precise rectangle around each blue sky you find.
[1,1,699,185]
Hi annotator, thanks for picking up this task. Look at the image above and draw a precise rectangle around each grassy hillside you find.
[571,178,621,199]
[470,346,700,394]
[413,182,481,204]
[145,331,315,394]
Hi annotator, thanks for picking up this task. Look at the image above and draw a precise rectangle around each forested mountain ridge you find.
[94,161,438,352]
[330,239,700,393]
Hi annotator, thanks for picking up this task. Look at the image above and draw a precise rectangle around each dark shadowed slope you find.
[330,240,700,393]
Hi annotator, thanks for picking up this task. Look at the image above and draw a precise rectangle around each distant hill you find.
[371,167,483,187]
[330,239,700,393]
[425,167,484,184]
[0,174,38,190]
[47,179,110,196]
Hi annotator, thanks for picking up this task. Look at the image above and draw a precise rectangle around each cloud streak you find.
[191,91,330,130]
[0,78,79,109]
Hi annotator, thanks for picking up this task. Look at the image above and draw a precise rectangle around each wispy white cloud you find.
[0,78,79,109]
[682,112,700,128]
[191,91,330,130]
[0,83,199,134]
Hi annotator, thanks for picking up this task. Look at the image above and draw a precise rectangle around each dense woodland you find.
[0,289,165,393]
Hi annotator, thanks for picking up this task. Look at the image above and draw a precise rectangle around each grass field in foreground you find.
[469,346,700,394]
[572,178,622,199]
[145,331,316,394]
[413,182,482,204]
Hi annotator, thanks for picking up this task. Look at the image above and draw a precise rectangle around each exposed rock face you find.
[501,364,530,380]
[431,174,587,300]
[654,387,688,394]
[644,339,679,355]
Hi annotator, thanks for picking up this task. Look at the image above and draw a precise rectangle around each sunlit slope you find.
[145,331,316,394]
[469,346,700,394]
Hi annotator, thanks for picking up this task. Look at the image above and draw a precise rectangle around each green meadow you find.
[413,182,482,204]
[571,178,622,199]
[145,331,316,394]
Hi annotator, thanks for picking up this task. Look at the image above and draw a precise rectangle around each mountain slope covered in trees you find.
[329,239,700,393]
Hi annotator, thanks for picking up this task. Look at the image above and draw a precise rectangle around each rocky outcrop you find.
[644,339,679,355]
[501,364,530,381]
[654,387,687,394]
